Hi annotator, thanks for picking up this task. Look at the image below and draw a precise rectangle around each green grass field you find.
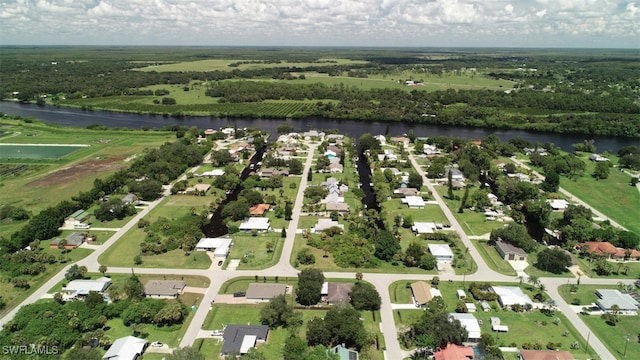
[558,155,640,235]
[134,58,369,72]
[228,232,284,270]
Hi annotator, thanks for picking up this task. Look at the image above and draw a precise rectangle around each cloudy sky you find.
[1,0,638,48]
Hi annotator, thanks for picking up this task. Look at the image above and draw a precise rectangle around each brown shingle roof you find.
[410,281,432,305]
[326,283,353,304]
[246,283,287,300]
[144,280,186,296]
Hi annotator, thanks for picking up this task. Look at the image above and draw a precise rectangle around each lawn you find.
[201,302,383,359]
[228,232,284,270]
[381,199,448,225]
[581,314,640,360]
[434,186,510,236]
[557,284,636,306]
[98,195,215,268]
[524,248,574,278]
[474,240,517,276]
[134,58,369,72]
[575,256,640,280]
[390,280,595,358]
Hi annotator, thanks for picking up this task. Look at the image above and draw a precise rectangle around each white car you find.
[151,341,164,347]
[211,330,223,336]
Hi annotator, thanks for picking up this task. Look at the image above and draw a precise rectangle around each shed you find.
[456,289,466,299]
[480,301,491,312]
[465,303,476,312]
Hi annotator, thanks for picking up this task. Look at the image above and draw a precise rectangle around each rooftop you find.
[246,283,287,300]
[519,350,575,360]
[144,280,186,297]
[221,325,269,355]
[495,241,528,256]
[449,313,481,339]
[103,336,147,360]
[239,217,270,231]
[492,286,533,307]
[410,281,432,305]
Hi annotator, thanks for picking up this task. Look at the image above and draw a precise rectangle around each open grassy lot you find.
[575,257,640,279]
[474,240,518,276]
[228,232,284,270]
[581,314,640,360]
[381,199,447,225]
[434,185,510,236]
[290,234,437,274]
[98,195,214,268]
[103,292,201,348]
[201,302,383,359]
[524,153,639,235]
[390,280,595,358]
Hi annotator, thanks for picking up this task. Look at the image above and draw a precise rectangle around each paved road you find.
[1,142,629,360]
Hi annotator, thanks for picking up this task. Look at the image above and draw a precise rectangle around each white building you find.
[596,289,639,315]
[401,196,425,209]
[239,217,270,232]
[195,237,233,258]
[547,199,569,211]
[313,219,344,233]
[428,244,454,262]
[63,277,112,300]
[492,286,533,310]
[449,313,481,341]
[412,222,437,235]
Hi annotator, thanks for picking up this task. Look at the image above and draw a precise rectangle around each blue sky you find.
[1,0,638,48]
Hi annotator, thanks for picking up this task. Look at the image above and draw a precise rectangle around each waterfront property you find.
[239,217,271,232]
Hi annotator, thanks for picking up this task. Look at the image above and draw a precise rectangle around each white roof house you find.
[547,199,570,210]
[596,289,639,315]
[239,217,270,232]
[313,219,344,233]
[449,313,481,340]
[200,169,225,177]
[63,277,111,299]
[492,286,533,309]
[412,222,437,235]
[195,237,232,258]
[103,336,147,360]
[428,244,454,262]
[401,196,425,208]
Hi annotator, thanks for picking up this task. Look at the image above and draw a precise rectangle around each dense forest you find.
[1,47,638,137]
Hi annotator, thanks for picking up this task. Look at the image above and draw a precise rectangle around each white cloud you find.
[0,0,637,47]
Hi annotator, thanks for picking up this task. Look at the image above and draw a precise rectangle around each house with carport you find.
[144,280,186,299]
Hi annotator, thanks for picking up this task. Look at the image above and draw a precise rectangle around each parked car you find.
[151,341,164,347]
[218,260,223,266]
[233,291,246,297]
[211,330,224,336]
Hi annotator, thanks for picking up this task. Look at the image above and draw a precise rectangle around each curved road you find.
[1,142,630,360]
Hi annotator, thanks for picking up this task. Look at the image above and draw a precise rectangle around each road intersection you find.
[1,141,634,359]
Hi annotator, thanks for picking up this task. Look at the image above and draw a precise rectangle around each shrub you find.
[296,248,316,265]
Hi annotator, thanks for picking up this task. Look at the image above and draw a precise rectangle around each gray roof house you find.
[325,282,354,304]
[103,335,147,360]
[221,325,269,356]
[144,280,186,299]
[596,289,639,315]
[246,283,288,302]
[495,241,527,261]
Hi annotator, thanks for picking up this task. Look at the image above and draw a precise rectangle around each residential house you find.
[495,241,527,261]
[50,232,86,249]
[144,280,186,299]
[595,289,639,315]
[122,193,138,205]
[313,218,344,233]
[64,209,91,227]
[221,325,269,357]
[239,217,270,232]
[491,286,533,310]
[578,242,640,260]
[589,154,610,162]
[249,204,271,216]
[260,168,289,178]
[411,222,437,235]
[523,148,548,156]
[444,167,465,181]
[410,281,432,307]
[390,136,410,148]
[393,187,419,197]
[329,162,344,173]
[329,344,359,360]
[303,130,324,139]
[381,167,403,176]
[326,145,342,157]
[63,276,111,300]
[383,149,397,161]
[547,199,569,210]
[103,336,147,360]
[195,237,233,259]
[434,343,474,360]
[518,350,574,360]
[451,180,465,190]
[490,317,508,332]
[245,283,288,302]
[401,196,425,209]
[326,201,350,213]
[428,244,454,262]
[373,135,386,145]
[185,183,211,194]
[423,144,442,156]
[204,128,216,135]
[321,282,354,304]
[448,313,481,341]
[326,134,344,143]
[199,169,225,177]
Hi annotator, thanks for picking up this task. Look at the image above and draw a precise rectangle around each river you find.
[1,102,638,152]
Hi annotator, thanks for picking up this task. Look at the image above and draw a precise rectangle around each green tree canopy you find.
[296,268,324,306]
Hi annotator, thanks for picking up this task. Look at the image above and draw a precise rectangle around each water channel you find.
[1,102,638,153]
